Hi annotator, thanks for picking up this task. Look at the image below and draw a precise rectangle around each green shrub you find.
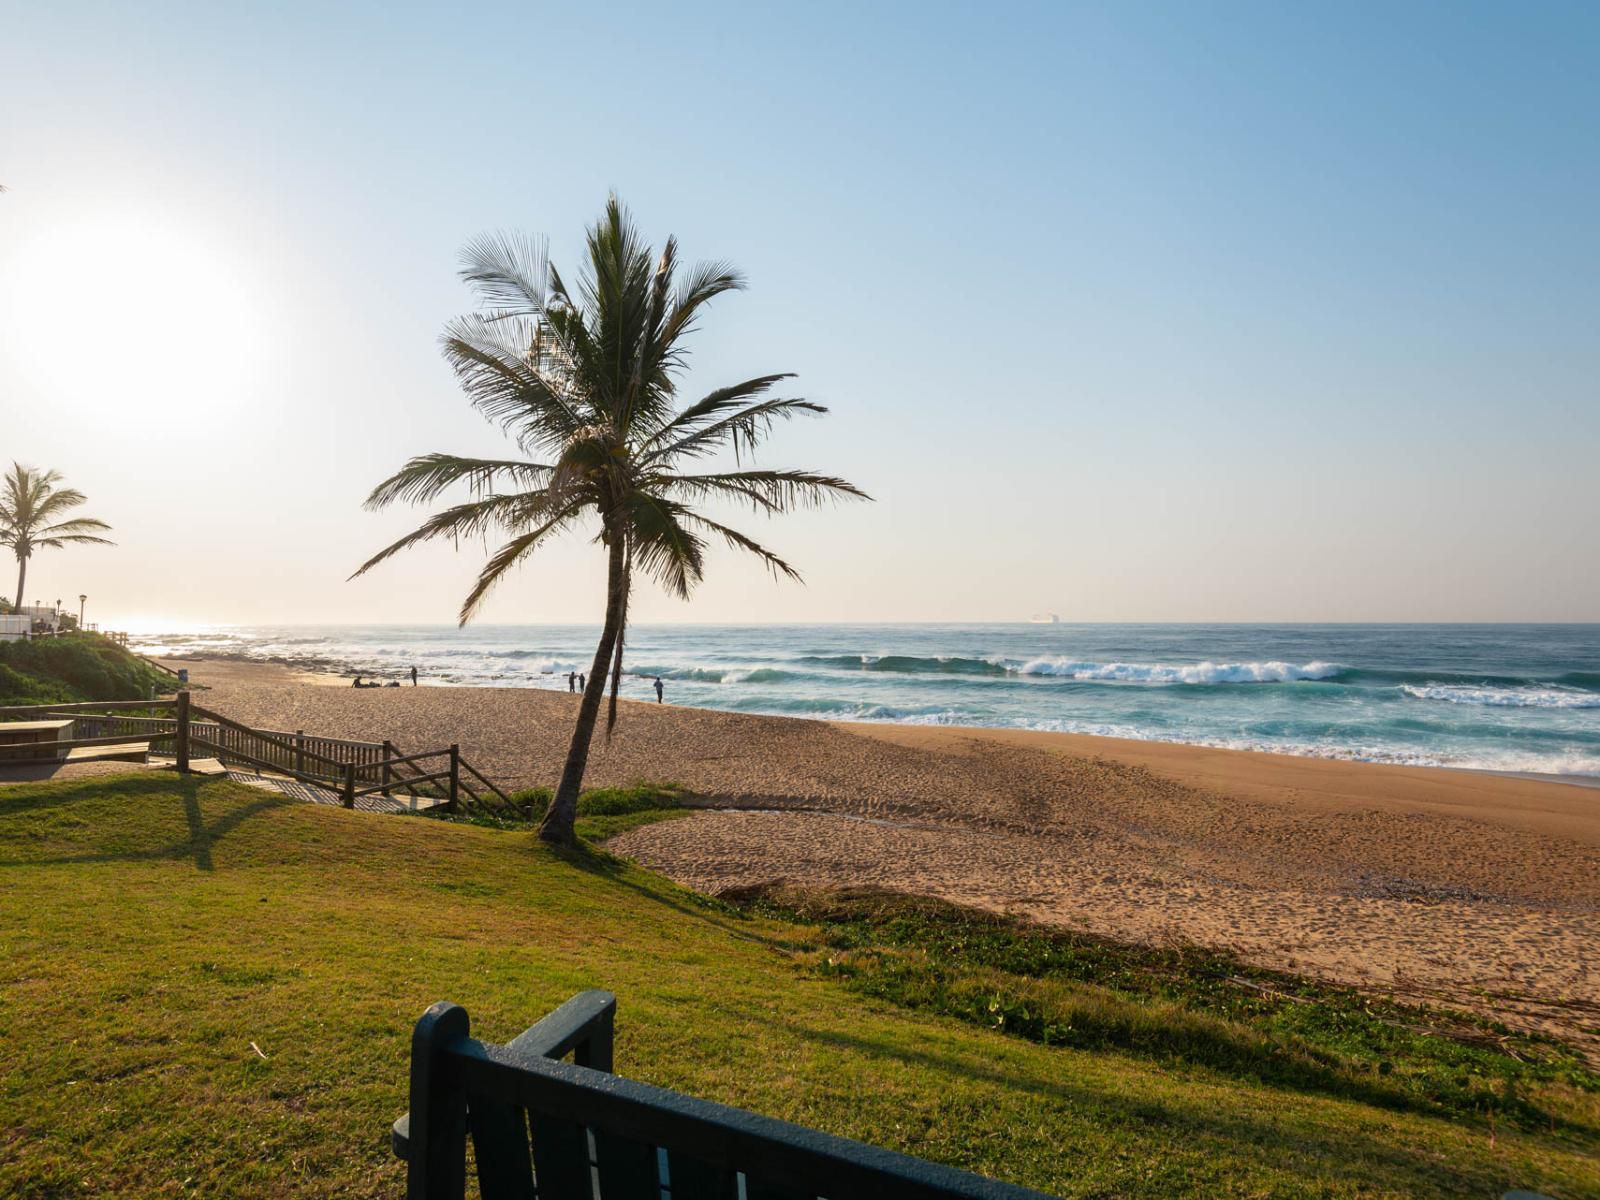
[506,781,684,822]
[509,786,554,818]
[575,781,686,816]
[0,636,177,705]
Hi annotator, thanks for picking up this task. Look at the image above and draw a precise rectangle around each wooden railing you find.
[0,693,519,817]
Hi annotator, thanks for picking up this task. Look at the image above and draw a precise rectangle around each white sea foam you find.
[1400,684,1600,709]
[1016,658,1345,684]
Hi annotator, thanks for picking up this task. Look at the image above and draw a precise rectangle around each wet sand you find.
[176,658,1600,1049]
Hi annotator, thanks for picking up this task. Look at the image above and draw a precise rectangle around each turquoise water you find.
[134,624,1600,779]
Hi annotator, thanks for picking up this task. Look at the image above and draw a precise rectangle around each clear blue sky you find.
[2,1,1596,625]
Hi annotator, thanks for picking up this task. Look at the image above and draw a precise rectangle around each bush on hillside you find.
[0,636,178,705]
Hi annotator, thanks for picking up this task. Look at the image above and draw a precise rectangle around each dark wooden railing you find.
[0,693,518,817]
[394,992,1052,1200]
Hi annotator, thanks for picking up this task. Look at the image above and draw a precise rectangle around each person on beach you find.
[352,676,363,687]
[653,676,664,703]
[567,671,576,692]
[410,665,418,686]
[577,673,585,691]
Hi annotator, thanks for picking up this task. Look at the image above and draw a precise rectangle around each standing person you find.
[653,676,664,703]
[577,673,585,692]
[410,665,418,687]
[567,670,576,693]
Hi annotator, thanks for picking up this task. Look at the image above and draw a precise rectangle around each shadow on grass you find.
[776,1020,1503,1199]
[0,770,197,817]
[540,837,753,935]
[0,774,293,872]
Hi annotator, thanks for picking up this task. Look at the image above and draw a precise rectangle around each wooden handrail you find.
[188,704,349,769]
[352,769,451,798]
[186,736,344,793]
[0,699,174,718]
[457,757,513,805]
[372,746,456,771]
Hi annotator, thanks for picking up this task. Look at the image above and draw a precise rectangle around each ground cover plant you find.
[2,774,1596,1198]
[736,888,1600,1136]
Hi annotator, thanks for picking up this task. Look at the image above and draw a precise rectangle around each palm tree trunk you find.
[539,532,628,845]
[13,554,26,616]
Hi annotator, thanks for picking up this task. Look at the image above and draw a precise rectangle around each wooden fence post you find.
[343,762,356,809]
[294,731,305,776]
[448,745,460,811]
[175,690,190,773]
[382,740,393,796]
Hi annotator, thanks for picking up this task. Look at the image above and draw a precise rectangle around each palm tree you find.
[354,198,868,844]
[0,465,114,617]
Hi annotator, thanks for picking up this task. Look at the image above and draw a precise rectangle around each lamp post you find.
[79,594,87,628]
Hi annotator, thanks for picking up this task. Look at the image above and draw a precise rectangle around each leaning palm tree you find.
[0,464,114,616]
[354,198,868,845]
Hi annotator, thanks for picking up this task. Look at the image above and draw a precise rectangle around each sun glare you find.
[0,209,267,413]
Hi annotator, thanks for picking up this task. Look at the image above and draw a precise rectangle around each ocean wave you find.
[1017,658,1347,684]
[795,654,1011,677]
[1400,684,1600,709]
[634,665,795,684]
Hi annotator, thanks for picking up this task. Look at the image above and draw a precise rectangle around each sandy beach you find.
[177,657,1600,1051]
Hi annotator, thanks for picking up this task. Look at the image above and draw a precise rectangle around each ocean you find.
[130,623,1600,780]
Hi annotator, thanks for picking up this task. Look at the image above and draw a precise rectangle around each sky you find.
[1,0,1597,628]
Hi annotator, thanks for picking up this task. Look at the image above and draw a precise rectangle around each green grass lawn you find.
[1,774,1595,1198]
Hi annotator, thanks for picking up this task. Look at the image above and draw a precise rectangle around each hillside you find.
[0,635,178,705]
[0,774,1595,1197]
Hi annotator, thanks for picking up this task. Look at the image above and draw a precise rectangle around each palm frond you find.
[363,454,553,511]
[639,374,794,446]
[626,493,705,600]
[348,491,565,580]
[457,506,582,624]
[646,397,827,466]
[34,534,115,549]
[682,513,803,582]
[441,316,588,450]
[459,231,552,319]
[664,469,870,513]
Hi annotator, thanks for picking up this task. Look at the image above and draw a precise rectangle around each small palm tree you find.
[0,465,114,617]
[355,198,868,844]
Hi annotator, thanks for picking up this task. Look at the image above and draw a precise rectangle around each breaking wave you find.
[1400,684,1600,709]
[1017,658,1347,684]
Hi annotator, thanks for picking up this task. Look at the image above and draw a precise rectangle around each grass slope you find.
[0,774,1595,1199]
[0,636,177,705]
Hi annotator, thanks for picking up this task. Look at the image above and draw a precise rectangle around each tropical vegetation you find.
[354,198,866,844]
[0,463,113,614]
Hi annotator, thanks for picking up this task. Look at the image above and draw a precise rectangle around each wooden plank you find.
[595,1130,658,1198]
[745,1177,811,1200]
[66,743,150,763]
[468,1100,536,1200]
[407,1003,471,1200]
[667,1152,738,1200]
[528,1116,590,1200]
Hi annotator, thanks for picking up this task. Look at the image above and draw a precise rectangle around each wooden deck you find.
[221,768,451,813]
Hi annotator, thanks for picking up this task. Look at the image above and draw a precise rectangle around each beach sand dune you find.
[183,658,1600,1050]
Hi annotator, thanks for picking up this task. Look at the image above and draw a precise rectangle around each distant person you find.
[386,680,400,688]
[410,665,418,687]
[653,676,664,703]
[567,670,576,692]
[352,676,363,688]
[577,673,585,691]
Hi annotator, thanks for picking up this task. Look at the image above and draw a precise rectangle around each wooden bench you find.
[394,991,1053,1200]
[0,719,74,762]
